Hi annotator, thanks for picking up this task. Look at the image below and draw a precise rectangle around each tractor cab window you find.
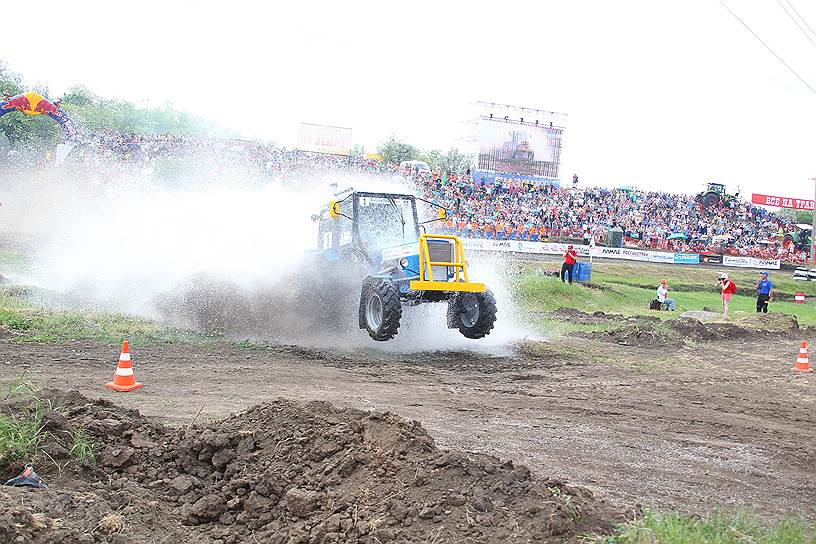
[355,195,418,250]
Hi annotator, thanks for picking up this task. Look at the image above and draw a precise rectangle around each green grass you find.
[0,380,52,466]
[69,428,95,464]
[598,511,815,544]
[515,261,816,328]
[0,249,29,276]
[0,289,201,345]
[0,378,96,467]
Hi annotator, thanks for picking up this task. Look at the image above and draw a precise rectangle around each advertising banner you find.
[621,248,651,262]
[477,117,562,177]
[723,255,753,268]
[750,257,781,269]
[593,247,622,258]
[751,193,814,210]
[699,253,723,265]
[673,253,700,265]
[648,252,675,264]
[472,170,559,188]
[457,239,780,269]
[297,123,352,156]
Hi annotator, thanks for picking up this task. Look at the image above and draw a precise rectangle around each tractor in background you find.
[308,189,497,341]
[696,182,736,209]
[784,224,813,253]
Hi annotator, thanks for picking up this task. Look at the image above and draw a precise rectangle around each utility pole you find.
[812,177,816,264]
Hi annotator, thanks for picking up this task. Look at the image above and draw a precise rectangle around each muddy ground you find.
[2,311,814,539]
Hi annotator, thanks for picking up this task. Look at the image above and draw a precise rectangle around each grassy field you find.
[516,260,816,331]
[600,511,815,544]
[0,289,196,345]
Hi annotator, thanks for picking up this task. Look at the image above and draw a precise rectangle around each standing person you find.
[754,271,774,313]
[561,244,578,284]
[716,272,736,318]
[656,280,676,311]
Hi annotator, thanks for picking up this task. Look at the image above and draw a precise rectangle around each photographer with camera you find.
[716,272,737,319]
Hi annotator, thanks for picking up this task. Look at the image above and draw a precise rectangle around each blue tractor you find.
[309,189,497,341]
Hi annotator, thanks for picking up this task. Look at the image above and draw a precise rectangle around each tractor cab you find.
[706,182,725,195]
[315,191,420,263]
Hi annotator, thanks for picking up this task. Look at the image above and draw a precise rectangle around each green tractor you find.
[696,182,735,209]
[784,224,813,252]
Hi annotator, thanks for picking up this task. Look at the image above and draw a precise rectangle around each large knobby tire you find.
[361,280,402,341]
[452,290,497,339]
[702,193,719,208]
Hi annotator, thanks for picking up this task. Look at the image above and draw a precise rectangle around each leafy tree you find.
[441,147,473,174]
[378,135,419,164]
[0,59,215,143]
[419,149,443,169]
[350,143,366,158]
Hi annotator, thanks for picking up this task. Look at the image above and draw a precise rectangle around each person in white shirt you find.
[657,280,676,311]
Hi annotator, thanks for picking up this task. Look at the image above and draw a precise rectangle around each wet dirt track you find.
[1,333,814,521]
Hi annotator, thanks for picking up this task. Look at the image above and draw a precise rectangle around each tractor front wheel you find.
[360,280,402,341]
[451,290,497,339]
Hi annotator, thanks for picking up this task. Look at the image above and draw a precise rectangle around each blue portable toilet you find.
[573,262,592,283]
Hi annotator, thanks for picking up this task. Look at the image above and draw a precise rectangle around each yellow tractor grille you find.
[409,233,486,293]
[425,240,453,281]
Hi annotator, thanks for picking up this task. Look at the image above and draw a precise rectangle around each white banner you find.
[723,255,753,268]
[620,248,651,262]
[297,123,352,156]
[459,238,780,269]
[750,257,781,270]
[648,252,676,263]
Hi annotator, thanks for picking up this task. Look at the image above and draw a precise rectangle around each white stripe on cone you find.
[115,367,134,376]
[119,353,131,361]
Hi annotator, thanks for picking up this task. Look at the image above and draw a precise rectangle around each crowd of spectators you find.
[15,129,808,263]
[406,166,810,264]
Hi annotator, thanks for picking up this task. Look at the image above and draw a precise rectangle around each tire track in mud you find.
[0,334,813,522]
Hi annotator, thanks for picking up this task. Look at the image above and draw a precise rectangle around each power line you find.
[776,0,816,49]
[719,0,816,95]
[782,0,816,40]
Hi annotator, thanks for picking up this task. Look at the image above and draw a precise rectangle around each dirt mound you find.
[546,309,626,325]
[596,312,802,347]
[1,390,631,543]
[735,313,800,334]
[678,310,724,323]
[600,321,676,347]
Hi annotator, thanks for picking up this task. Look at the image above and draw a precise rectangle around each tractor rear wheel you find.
[702,193,719,208]
[361,280,402,341]
[451,290,497,339]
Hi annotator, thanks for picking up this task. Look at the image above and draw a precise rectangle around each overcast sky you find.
[3,0,814,198]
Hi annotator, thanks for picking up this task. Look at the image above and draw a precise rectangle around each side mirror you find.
[328,200,340,219]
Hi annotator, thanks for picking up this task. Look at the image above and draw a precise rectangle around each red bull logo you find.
[0,89,77,141]
[1,94,32,111]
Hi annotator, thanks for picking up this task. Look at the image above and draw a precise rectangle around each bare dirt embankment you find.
[1,389,629,544]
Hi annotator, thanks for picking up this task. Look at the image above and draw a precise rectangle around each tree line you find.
[0,60,214,145]
[375,135,473,174]
[1,60,474,173]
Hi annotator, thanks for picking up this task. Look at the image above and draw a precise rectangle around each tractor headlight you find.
[399,258,409,269]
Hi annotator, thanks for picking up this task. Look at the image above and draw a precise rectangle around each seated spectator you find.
[656,280,676,311]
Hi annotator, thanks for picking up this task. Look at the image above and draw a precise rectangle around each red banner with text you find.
[752,193,814,210]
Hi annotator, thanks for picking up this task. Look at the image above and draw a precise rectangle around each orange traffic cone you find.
[105,341,144,391]
[793,340,813,373]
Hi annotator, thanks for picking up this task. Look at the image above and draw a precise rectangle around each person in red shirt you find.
[562,244,578,284]
[717,272,737,318]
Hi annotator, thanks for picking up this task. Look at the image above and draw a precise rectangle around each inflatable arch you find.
[0,90,78,140]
